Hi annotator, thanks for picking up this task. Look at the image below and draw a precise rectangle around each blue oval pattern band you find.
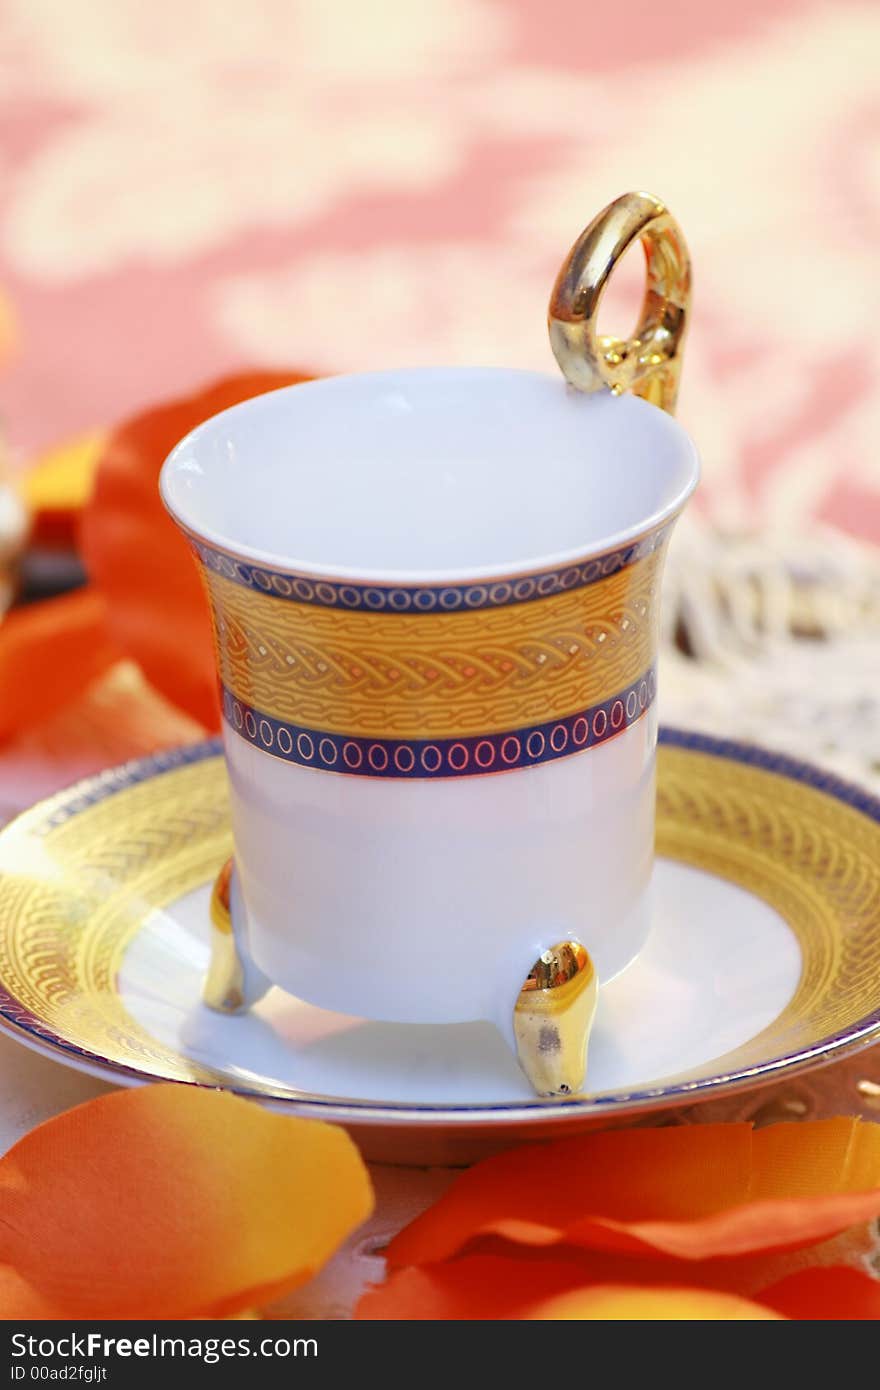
[191,522,672,614]
[220,666,657,778]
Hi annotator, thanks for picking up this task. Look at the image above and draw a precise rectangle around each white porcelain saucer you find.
[1,731,878,1163]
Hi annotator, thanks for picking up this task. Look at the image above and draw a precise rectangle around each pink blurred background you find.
[1,0,879,540]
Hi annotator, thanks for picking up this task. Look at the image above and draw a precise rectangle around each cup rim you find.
[159,366,700,586]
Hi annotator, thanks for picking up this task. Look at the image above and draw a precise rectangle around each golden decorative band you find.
[200,547,666,742]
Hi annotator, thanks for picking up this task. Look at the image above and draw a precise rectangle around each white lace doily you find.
[661,516,880,791]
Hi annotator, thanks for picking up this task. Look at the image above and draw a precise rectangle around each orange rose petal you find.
[355,1254,787,1321]
[388,1119,880,1267]
[526,1284,784,1321]
[749,1115,880,1197]
[0,1084,372,1319]
[356,1253,594,1320]
[20,431,107,545]
[0,587,122,742]
[758,1266,880,1320]
[0,1267,61,1319]
[357,1239,880,1320]
[427,1230,872,1301]
[389,1123,749,1268]
[559,1190,880,1261]
[80,370,312,728]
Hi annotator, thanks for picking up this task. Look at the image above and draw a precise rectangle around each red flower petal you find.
[356,1253,592,1320]
[758,1266,880,1320]
[0,587,121,742]
[388,1119,880,1267]
[355,1253,790,1320]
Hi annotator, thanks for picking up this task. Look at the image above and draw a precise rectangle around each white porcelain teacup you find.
[160,193,700,1095]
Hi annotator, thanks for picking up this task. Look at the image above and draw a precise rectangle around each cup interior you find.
[160,367,699,579]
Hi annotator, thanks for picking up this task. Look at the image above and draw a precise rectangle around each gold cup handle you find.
[548,190,691,415]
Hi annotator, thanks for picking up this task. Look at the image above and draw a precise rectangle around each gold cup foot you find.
[204,858,269,1014]
[513,942,598,1097]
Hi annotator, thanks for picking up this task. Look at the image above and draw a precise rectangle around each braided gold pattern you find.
[656,744,880,1066]
[0,758,234,1086]
[0,740,877,1105]
[201,550,663,739]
